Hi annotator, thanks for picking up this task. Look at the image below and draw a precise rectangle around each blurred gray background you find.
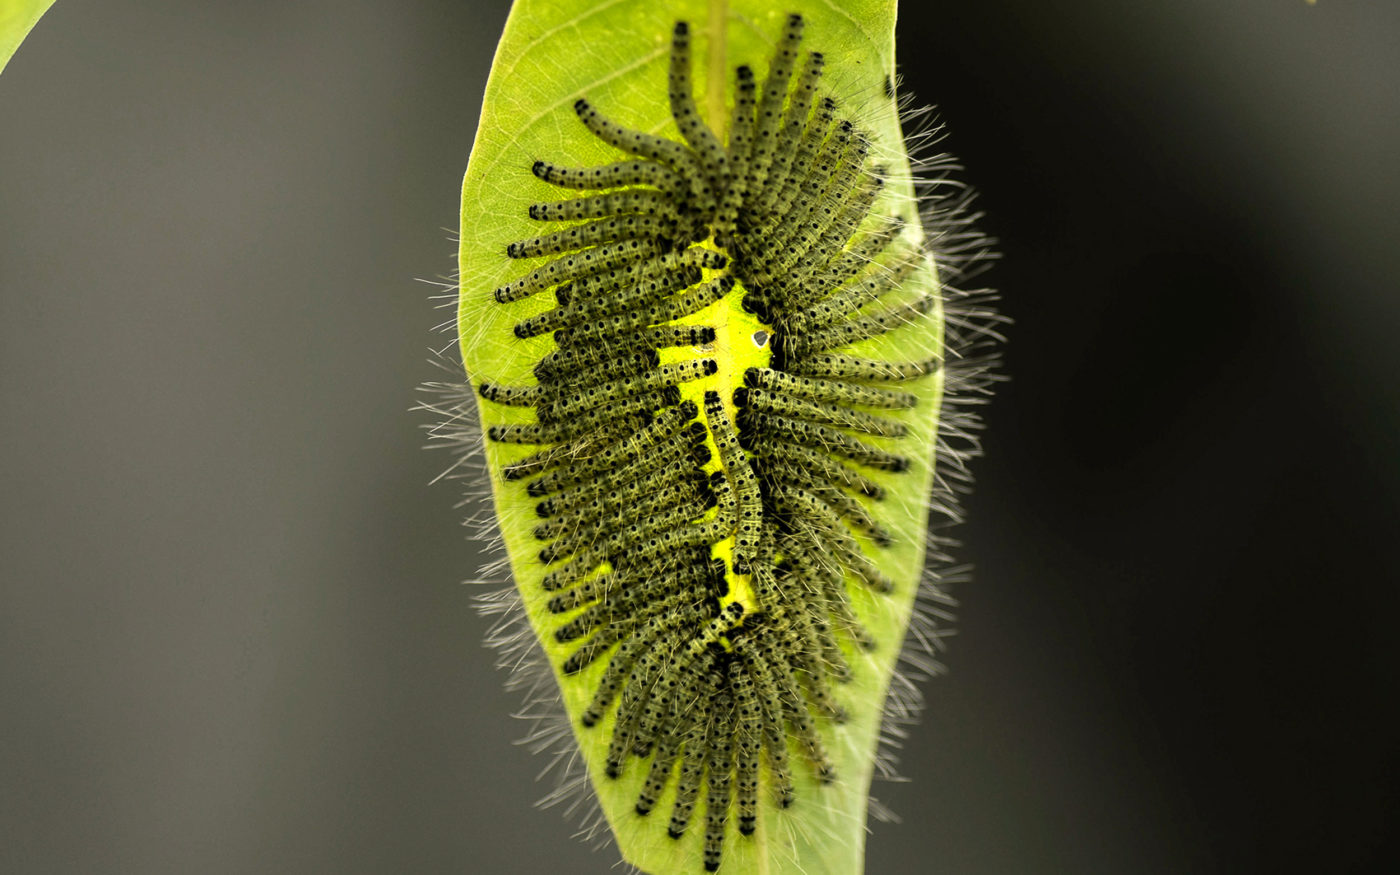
[3,1,1396,873]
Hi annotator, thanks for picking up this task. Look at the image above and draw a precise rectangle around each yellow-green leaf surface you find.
[458,1,946,873]
[0,0,56,76]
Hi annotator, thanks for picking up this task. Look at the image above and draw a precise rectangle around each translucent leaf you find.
[454,2,964,872]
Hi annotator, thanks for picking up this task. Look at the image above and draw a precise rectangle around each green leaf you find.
[456,2,951,873]
[0,0,57,76]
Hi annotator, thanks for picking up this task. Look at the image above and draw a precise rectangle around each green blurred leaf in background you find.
[0,0,56,76]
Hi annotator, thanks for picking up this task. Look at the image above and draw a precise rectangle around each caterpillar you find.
[430,5,1000,873]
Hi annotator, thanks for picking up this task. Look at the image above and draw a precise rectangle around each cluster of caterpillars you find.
[478,14,942,873]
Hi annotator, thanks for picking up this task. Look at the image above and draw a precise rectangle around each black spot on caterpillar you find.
[435,8,1003,874]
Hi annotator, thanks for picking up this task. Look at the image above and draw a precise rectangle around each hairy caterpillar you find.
[427,3,1000,872]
